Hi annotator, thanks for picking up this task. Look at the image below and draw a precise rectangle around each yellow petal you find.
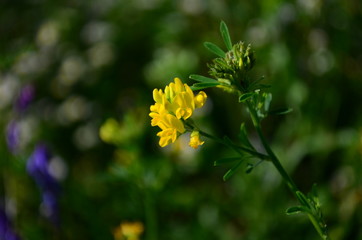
[152,89,164,103]
[173,77,184,93]
[166,114,185,133]
[194,91,207,108]
[189,131,204,149]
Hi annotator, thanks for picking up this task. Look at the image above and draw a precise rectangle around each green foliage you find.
[238,123,255,150]
[223,160,243,181]
[189,74,218,83]
[0,1,361,239]
[190,82,220,91]
[220,21,233,51]
[268,107,293,115]
[238,92,255,103]
[203,42,226,58]
[286,206,308,215]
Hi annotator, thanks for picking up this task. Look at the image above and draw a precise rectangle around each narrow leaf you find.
[286,206,307,215]
[268,108,293,115]
[204,42,225,58]
[245,163,254,174]
[223,160,243,181]
[263,93,273,112]
[214,157,241,166]
[220,21,232,51]
[296,191,312,211]
[238,123,255,150]
[239,92,255,103]
[191,82,220,91]
[189,74,217,83]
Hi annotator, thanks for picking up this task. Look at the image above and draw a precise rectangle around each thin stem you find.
[245,100,330,240]
[196,128,270,161]
[246,101,298,193]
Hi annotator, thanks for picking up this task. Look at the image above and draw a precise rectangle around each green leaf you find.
[286,206,308,215]
[204,42,225,58]
[223,160,243,181]
[220,21,232,51]
[189,74,217,83]
[191,82,220,91]
[268,107,293,115]
[238,123,255,150]
[263,93,273,112]
[245,163,254,174]
[296,191,312,211]
[214,157,241,166]
[239,92,255,103]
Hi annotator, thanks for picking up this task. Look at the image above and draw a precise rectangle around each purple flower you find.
[0,207,20,240]
[5,121,20,154]
[27,144,60,225]
[14,85,35,113]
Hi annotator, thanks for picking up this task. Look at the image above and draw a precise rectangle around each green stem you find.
[197,129,269,161]
[246,100,330,240]
[246,101,298,193]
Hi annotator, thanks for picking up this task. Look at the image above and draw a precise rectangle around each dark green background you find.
[0,0,361,239]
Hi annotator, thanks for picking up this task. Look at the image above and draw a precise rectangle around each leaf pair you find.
[189,21,232,91]
[189,74,219,90]
[215,125,264,181]
[203,21,232,57]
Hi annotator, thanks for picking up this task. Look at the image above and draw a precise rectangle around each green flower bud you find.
[207,42,255,91]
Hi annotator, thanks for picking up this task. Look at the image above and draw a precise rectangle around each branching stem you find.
[246,100,330,240]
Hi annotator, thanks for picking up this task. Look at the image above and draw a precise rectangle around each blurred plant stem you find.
[144,188,157,240]
[185,122,269,161]
[245,100,330,240]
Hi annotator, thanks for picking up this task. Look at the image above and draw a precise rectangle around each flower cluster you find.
[208,42,255,91]
[149,78,207,148]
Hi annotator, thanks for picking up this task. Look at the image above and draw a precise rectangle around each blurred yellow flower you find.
[99,118,121,144]
[99,109,147,146]
[114,221,144,240]
[189,131,204,149]
[149,78,207,148]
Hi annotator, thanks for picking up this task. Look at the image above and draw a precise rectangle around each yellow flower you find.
[114,221,144,240]
[189,131,204,149]
[149,78,207,148]
[194,91,207,108]
[156,114,185,147]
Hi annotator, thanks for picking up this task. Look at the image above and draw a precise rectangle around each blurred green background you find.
[0,0,361,239]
